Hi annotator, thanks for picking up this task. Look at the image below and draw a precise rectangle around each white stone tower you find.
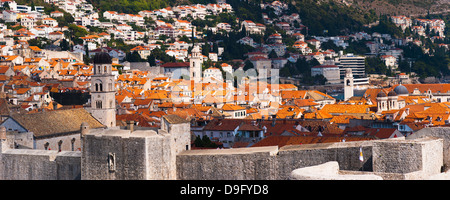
[90,52,116,128]
[387,90,399,110]
[376,91,388,113]
[344,68,354,101]
[190,45,202,83]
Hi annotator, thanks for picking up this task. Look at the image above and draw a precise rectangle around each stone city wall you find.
[177,141,374,180]
[0,127,445,180]
[0,149,80,180]
[373,137,443,175]
[408,127,450,168]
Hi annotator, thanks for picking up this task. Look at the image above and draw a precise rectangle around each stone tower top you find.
[93,52,112,65]
[191,45,202,58]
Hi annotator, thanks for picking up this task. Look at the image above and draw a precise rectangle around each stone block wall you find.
[145,133,174,180]
[82,130,154,180]
[176,141,374,180]
[408,127,450,168]
[0,149,81,180]
[276,142,373,180]
[81,129,178,180]
[176,146,279,180]
[372,137,443,175]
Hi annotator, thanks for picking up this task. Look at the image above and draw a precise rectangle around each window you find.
[44,142,49,150]
[71,138,75,151]
[57,140,62,152]
[99,83,103,91]
[95,83,98,91]
[96,101,102,109]
[108,153,116,172]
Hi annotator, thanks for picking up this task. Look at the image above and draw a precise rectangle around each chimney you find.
[80,122,90,138]
[0,126,6,140]
[127,120,135,132]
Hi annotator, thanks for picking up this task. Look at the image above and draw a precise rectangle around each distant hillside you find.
[87,0,205,14]
[289,0,378,36]
[340,0,450,16]
[87,0,172,14]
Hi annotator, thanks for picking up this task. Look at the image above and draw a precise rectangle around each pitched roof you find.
[160,62,190,68]
[8,108,105,138]
[162,114,189,124]
[222,103,245,111]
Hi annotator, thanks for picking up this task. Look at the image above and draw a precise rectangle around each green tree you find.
[194,135,203,147]
[125,51,142,62]
[147,54,156,66]
[60,39,70,51]
[243,60,254,71]
[365,57,391,76]
[268,49,278,59]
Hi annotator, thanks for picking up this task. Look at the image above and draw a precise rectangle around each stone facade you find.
[0,125,448,180]
[177,141,374,180]
[373,137,443,175]
[81,129,174,180]
[81,115,190,180]
[0,148,80,180]
[89,54,116,128]
[408,127,450,169]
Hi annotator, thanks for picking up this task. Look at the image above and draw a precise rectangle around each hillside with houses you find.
[0,0,446,151]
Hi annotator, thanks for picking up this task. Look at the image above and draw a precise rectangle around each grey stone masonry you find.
[373,137,443,175]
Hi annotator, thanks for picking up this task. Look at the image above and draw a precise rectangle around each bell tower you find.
[90,52,116,127]
[344,68,354,101]
[190,45,202,83]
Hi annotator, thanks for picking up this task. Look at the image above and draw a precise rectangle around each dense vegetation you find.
[88,0,177,14]
[288,0,378,36]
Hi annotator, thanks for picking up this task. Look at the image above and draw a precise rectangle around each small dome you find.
[388,90,397,96]
[394,84,409,95]
[377,91,387,98]
[93,52,112,64]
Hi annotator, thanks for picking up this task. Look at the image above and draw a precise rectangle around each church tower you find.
[190,45,202,83]
[90,52,116,127]
[344,68,354,101]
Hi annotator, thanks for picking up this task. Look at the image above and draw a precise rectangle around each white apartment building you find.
[311,65,340,84]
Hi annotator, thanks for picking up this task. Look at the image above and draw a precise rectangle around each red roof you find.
[160,62,190,68]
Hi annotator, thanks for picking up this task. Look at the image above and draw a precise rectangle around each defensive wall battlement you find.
[0,125,448,180]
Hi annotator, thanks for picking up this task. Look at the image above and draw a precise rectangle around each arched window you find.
[346,79,351,86]
[95,83,98,91]
[96,101,102,109]
[71,138,75,151]
[44,142,49,150]
[100,83,103,91]
[104,66,107,73]
[58,140,62,152]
